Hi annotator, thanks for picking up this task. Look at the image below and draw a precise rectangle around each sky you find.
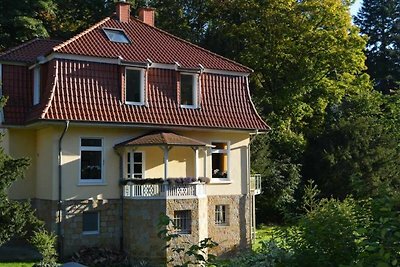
[351,0,363,16]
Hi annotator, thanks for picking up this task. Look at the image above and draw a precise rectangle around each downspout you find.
[115,149,124,251]
[58,120,69,259]
[248,129,259,243]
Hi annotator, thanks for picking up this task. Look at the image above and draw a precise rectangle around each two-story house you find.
[0,1,268,265]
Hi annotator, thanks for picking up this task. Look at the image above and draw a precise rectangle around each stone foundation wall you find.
[207,195,251,257]
[62,199,121,257]
[31,199,58,232]
[123,199,166,266]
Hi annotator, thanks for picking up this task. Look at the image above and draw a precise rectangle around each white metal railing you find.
[250,174,262,195]
[124,182,206,199]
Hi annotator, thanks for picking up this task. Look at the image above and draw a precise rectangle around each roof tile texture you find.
[0,39,62,63]
[36,59,267,130]
[54,17,250,72]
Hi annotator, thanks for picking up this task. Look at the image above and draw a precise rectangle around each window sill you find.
[215,224,229,227]
[125,101,145,106]
[82,231,99,235]
[180,104,198,109]
[78,182,107,186]
[209,179,232,185]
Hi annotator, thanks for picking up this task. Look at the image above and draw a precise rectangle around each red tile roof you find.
[25,60,268,131]
[115,131,209,147]
[1,14,268,131]
[0,39,62,63]
[53,16,251,73]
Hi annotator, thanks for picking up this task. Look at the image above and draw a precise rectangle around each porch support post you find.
[162,146,171,180]
[193,147,199,180]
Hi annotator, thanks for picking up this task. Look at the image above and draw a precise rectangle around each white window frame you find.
[79,137,105,185]
[173,210,192,235]
[180,73,198,109]
[33,65,41,105]
[215,205,228,226]
[125,67,145,105]
[126,150,145,179]
[210,141,230,181]
[82,211,100,235]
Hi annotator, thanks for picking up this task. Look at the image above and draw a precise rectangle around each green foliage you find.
[303,93,400,199]
[355,0,400,94]
[157,214,218,267]
[0,0,55,51]
[30,229,58,267]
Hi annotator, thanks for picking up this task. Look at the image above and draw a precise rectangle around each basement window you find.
[82,211,100,235]
[173,210,191,234]
[103,28,130,43]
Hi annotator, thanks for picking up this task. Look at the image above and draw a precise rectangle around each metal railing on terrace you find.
[250,174,262,195]
[123,182,206,199]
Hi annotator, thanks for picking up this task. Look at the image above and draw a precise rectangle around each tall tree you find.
[355,0,400,94]
[0,0,56,51]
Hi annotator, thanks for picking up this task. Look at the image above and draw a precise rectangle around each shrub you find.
[30,229,58,267]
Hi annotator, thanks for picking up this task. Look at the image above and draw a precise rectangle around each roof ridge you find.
[131,17,252,73]
[53,17,111,52]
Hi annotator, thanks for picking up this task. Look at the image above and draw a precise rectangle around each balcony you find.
[250,174,262,195]
[123,181,206,199]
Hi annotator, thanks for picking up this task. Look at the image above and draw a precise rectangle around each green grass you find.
[0,263,35,267]
[253,225,285,251]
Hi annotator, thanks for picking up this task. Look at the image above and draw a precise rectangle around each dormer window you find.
[33,66,41,105]
[180,73,198,108]
[125,68,145,105]
[103,28,130,43]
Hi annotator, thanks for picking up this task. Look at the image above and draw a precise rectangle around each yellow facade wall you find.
[6,129,37,199]
[6,124,251,201]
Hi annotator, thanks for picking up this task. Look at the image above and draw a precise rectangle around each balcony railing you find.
[123,182,206,199]
[250,174,262,195]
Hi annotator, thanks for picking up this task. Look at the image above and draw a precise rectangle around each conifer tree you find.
[355,0,400,94]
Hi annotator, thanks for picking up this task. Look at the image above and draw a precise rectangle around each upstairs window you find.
[180,73,198,108]
[103,28,130,43]
[80,138,103,183]
[211,142,229,179]
[33,66,41,105]
[125,68,144,105]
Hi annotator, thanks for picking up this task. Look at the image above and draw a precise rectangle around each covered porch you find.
[114,131,211,199]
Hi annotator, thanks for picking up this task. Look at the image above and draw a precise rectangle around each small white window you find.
[125,68,145,105]
[127,151,144,178]
[215,205,228,225]
[103,28,130,43]
[211,142,230,179]
[80,138,103,184]
[173,210,191,234]
[180,73,198,108]
[82,211,100,235]
[33,66,40,105]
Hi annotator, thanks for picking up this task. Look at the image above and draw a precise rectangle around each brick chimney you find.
[138,7,155,27]
[116,1,131,23]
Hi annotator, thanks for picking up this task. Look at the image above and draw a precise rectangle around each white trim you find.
[194,148,199,179]
[79,137,105,185]
[82,211,100,235]
[40,53,250,77]
[33,66,41,105]
[125,67,145,105]
[210,140,231,181]
[180,73,198,108]
[0,63,3,124]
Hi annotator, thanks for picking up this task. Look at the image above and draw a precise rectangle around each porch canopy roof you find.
[114,131,210,148]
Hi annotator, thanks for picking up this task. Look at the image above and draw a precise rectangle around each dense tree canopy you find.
[0,0,55,51]
[355,0,400,94]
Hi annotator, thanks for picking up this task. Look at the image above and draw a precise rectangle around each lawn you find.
[0,263,35,267]
[253,225,285,251]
